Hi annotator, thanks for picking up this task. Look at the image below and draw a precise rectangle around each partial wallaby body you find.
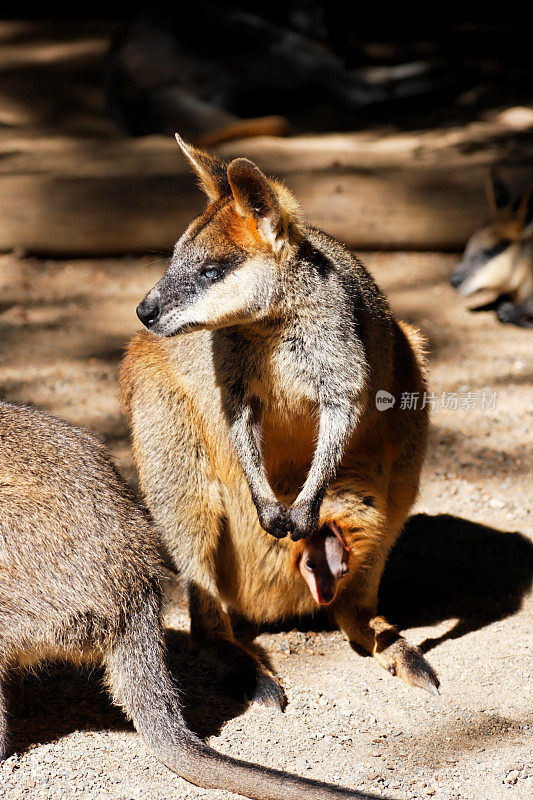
[121,137,439,705]
[451,172,533,328]
[0,401,367,800]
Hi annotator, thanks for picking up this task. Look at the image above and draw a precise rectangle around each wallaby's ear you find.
[514,188,533,230]
[228,157,279,225]
[227,157,301,252]
[486,170,511,215]
[175,133,229,202]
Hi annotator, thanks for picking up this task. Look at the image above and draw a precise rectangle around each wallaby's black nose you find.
[321,590,334,604]
[450,270,464,289]
[136,297,161,327]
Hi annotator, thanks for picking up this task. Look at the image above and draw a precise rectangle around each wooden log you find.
[1,109,533,255]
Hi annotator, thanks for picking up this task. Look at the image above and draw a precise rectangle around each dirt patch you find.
[0,250,531,800]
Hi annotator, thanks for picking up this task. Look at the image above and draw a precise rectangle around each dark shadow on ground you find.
[380,513,533,652]
[7,514,532,755]
[8,631,251,756]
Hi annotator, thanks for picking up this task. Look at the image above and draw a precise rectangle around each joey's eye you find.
[199,265,222,282]
[305,559,316,571]
[341,566,350,577]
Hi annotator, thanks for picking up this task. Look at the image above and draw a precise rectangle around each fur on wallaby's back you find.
[0,401,367,800]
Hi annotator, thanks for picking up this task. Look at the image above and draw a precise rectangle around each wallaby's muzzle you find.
[450,264,467,289]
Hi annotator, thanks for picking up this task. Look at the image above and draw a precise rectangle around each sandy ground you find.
[0,250,531,800]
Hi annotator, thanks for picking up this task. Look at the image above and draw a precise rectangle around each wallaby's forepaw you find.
[377,637,440,695]
[257,500,292,539]
[287,502,319,541]
[497,301,533,327]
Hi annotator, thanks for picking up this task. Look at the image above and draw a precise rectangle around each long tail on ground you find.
[104,592,388,800]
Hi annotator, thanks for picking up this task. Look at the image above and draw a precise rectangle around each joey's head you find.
[136,135,303,336]
[297,523,350,606]
[451,172,533,298]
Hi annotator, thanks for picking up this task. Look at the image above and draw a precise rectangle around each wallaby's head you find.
[297,523,350,606]
[451,172,533,297]
[137,135,303,336]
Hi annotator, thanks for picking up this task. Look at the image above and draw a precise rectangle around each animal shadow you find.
[380,513,533,652]
[8,631,249,756]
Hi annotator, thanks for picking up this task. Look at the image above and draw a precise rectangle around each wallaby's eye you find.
[199,265,222,282]
[484,240,510,259]
[305,559,316,571]
[341,566,350,577]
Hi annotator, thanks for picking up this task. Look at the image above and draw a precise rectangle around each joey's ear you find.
[486,170,511,215]
[227,157,289,251]
[175,133,229,202]
[328,521,350,553]
[514,188,533,230]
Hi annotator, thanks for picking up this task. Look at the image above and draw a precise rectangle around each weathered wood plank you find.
[1,109,532,255]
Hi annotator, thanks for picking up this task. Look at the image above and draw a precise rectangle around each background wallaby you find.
[121,136,439,707]
[450,171,533,327]
[0,400,369,800]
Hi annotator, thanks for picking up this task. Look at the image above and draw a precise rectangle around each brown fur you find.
[122,138,439,702]
[0,401,368,800]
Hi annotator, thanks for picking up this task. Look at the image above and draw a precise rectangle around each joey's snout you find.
[137,294,161,328]
[298,525,350,606]
[298,554,338,605]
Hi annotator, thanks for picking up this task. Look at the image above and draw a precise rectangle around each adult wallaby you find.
[121,136,439,708]
[0,400,369,800]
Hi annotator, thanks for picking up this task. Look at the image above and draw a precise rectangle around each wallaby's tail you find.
[104,591,384,800]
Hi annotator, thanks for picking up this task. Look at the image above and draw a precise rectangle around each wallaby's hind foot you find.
[375,637,440,695]
[246,665,287,711]
[201,639,287,712]
[335,607,439,696]
[187,584,286,710]
[224,664,287,712]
